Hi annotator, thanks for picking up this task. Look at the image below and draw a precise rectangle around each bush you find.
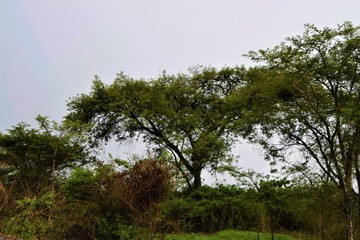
[159,185,261,233]
[61,167,99,201]
[1,192,66,239]
[59,157,173,239]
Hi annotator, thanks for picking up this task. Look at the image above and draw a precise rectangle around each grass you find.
[165,229,299,240]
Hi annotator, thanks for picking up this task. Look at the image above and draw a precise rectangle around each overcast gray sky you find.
[1,0,360,182]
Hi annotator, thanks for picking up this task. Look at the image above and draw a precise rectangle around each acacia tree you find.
[244,22,360,240]
[66,66,246,190]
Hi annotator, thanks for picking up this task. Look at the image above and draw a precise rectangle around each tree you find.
[244,22,360,240]
[66,66,246,190]
[0,116,92,194]
[257,179,289,240]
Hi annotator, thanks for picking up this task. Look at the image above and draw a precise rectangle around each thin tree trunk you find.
[344,188,355,240]
[346,209,354,240]
[270,213,275,240]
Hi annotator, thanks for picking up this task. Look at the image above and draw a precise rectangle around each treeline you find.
[0,22,359,239]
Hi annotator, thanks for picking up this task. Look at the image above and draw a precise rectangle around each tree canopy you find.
[0,116,92,193]
[244,22,360,240]
[67,66,247,190]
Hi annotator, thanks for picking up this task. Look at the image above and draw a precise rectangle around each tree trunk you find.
[269,211,275,240]
[346,213,354,240]
[193,169,202,190]
[344,188,355,240]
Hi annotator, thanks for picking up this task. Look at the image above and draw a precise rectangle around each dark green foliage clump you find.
[159,185,260,233]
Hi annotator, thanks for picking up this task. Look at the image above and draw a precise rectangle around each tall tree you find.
[244,22,360,240]
[0,116,92,194]
[66,66,246,190]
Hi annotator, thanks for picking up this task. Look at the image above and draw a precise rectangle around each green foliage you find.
[61,167,99,201]
[114,224,151,240]
[284,183,346,239]
[2,22,359,240]
[159,185,262,233]
[257,179,292,238]
[1,192,62,239]
[165,229,297,240]
[0,116,92,194]
[66,66,247,190]
[0,156,173,239]
[59,157,173,239]
[243,22,360,239]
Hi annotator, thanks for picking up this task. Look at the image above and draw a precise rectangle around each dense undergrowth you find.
[0,157,349,240]
[165,230,299,240]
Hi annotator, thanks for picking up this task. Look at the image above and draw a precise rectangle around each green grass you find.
[165,229,298,240]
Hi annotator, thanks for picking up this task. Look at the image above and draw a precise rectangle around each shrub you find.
[60,157,173,239]
[159,185,261,233]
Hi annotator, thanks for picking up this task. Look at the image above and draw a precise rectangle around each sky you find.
[1,0,360,183]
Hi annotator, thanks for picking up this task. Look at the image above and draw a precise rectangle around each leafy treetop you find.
[67,66,247,190]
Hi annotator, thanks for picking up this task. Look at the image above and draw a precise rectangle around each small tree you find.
[0,116,92,194]
[258,179,289,240]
